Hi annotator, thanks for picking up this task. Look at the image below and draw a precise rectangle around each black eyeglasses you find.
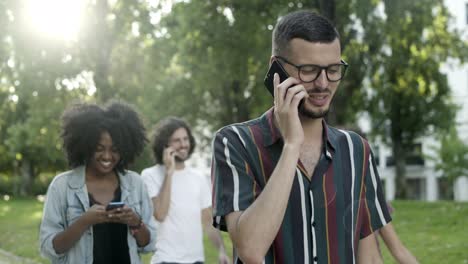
[275,56,348,82]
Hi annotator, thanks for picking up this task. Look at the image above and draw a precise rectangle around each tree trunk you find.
[318,0,336,22]
[220,80,250,126]
[391,94,408,199]
[19,158,34,196]
[393,138,408,199]
[12,160,20,196]
[232,80,250,122]
[93,0,113,102]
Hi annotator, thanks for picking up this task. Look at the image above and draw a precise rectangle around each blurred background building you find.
[371,0,468,201]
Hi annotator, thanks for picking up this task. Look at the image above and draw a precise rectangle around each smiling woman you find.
[24,0,87,41]
[38,100,157,264]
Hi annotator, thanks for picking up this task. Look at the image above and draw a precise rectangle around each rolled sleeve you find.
[137,179,157,253]
[360,148,392,238]
[39,182,67,260]
[211,128,256,231]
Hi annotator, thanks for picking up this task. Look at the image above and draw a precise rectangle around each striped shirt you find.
[211,109,391,264]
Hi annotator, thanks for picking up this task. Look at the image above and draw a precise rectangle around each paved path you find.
[0,249,39,264]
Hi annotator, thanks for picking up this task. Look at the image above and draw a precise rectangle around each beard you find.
[175,155,186,162]
[174,152,189,162]
[299,105,330,119]
[299,87,332,119]
[299,100,330,119]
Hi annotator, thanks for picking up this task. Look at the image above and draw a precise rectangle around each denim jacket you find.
[39,166,157,264]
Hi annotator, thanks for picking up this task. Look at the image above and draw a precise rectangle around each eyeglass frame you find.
[275,56,349,83]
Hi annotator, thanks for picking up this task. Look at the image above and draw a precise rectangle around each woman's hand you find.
[106,205,141,227]
[81,204,107,226]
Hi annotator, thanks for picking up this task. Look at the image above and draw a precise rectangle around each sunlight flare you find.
[25,0,87,41]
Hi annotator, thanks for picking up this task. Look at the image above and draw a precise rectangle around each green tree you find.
[366,0,467,198]
[76,0,156,102]
[431,127,468,198]
[0,0,77,194]
[150,0,381,148]
[2,0,465,198]
[307,0,383,126]
[0,0,161,194]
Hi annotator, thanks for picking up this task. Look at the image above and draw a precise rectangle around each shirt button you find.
[314,256,318,262]
[312,221,316,227]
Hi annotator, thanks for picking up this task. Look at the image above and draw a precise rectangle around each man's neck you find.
[175,161,186,170]
[301,117,323,144]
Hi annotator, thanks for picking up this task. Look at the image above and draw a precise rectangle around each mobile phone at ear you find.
[263,59,289,96]
[106,201,125,211]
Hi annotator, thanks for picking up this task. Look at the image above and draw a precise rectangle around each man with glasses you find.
[274,56,348,84]
[211,10,391,263]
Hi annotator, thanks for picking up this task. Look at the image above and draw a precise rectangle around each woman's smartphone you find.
[106,201,125,211]
[263,59,289,96]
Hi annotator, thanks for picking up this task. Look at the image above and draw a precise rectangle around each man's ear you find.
[269,55,276,66]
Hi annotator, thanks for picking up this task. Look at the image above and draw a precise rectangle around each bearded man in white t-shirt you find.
[142,117,230,264]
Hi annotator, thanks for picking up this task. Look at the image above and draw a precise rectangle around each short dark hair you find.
[150,117,196,165]
[272,10,340,56]
[60,100,147,173]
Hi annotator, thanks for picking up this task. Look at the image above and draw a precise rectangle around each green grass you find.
[0,198,466,263]
[379,201,468,263]
[0,196,232,264]
[140,232,233,263]
[0,197,45,263]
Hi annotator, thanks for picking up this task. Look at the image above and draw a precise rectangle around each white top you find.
[141,164,212,264]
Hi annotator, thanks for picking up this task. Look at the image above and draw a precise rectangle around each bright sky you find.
[24,0,87,41]
[23,0,173,41]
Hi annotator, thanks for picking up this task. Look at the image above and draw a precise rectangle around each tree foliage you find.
[0,0,157,194]
[0,0,88,194]
[432,127,468,182]
[365,0,467,198]
[151,0,384,147]
[0,0,466,197]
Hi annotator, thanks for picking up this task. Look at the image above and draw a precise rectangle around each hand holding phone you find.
[264,58,304,109]
[163,145,176,174]
[264,59,289,96]
[265,59,307,147]
[106,201,125,211]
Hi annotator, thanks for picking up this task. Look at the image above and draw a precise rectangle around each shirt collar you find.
[262,108,336,157]
[68,165,130,190]
[262,108,281,147]
[68,166,86,189]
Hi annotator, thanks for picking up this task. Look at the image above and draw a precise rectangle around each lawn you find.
[0,196,232,264]
[0,197,466,263]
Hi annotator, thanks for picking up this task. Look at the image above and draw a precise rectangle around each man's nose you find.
[314,69,329,88]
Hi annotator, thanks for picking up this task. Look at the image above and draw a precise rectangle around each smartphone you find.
[106,201,125,211]
[263,59,289,96]
[263,59,304,108]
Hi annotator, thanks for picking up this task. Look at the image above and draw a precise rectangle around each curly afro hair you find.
[60,100,147,173]
[150,117,196,165]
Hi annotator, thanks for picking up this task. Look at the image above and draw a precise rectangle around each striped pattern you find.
[211,109,391,264]
[340,129,356,263]
[297,168,309,263]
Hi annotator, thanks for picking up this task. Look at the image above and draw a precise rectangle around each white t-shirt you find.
[141,164,212,264]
